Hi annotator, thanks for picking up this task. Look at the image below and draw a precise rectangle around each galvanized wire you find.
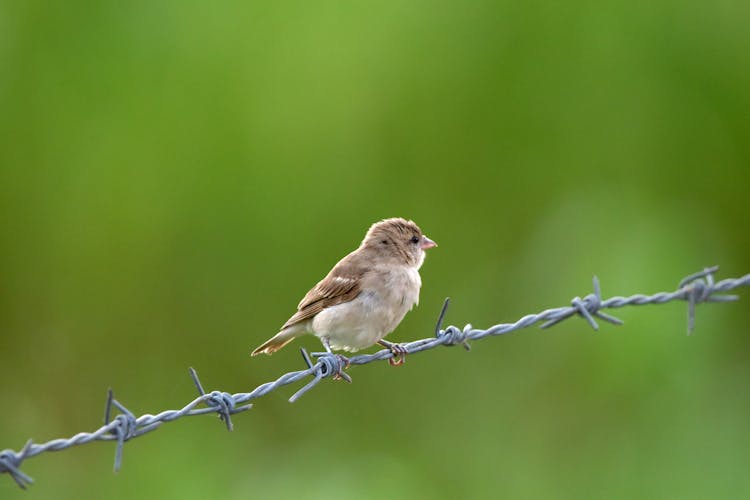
[1,265,748,489]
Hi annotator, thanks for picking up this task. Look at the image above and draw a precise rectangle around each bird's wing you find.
[280,253,366,330]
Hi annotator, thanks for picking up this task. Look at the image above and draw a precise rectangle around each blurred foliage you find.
[1,0,749,498]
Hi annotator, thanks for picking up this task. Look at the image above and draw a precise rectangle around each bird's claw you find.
[379,341,409,366]
[389,346,407,366]
[310,350,352,382]
[331,354,352,382]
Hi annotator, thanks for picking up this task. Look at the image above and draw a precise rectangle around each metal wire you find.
[1,265,748,489]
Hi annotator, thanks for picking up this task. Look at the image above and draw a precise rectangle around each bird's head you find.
[362,217,437,268]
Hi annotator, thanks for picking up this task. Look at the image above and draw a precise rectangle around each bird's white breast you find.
[312,265,422,351]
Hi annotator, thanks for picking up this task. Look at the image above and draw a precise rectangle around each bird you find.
[251,217,437,366]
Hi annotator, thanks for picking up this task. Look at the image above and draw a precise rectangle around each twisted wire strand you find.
[1,265,748,489]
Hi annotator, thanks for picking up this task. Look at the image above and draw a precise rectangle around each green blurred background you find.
[1,1,749,498]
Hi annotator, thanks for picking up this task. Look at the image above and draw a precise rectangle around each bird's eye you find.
[381,239,388,245]
[410,236,420,244]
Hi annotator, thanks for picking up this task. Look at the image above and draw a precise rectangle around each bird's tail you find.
[251,328,300,356]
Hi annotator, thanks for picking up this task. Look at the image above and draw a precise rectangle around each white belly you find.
[311,266,421,351]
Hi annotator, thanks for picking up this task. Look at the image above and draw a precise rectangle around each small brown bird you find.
[251,218,436,364]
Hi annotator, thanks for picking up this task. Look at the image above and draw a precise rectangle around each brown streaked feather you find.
[280,251,368,330]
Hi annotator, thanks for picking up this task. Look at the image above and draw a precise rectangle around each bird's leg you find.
[377,339,409,366]
[319,336,351,381]
[321,336,333,354]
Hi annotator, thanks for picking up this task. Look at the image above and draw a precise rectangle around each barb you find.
[1,265,748,488]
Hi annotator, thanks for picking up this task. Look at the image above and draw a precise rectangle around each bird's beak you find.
[420,235,437,250]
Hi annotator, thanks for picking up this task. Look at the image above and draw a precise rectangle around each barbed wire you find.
[1,265,748,489]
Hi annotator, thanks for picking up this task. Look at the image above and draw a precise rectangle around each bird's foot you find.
[316,337,352,382]
[378,340,409,366]
[331,354,352,382]
[312,352,351,382]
